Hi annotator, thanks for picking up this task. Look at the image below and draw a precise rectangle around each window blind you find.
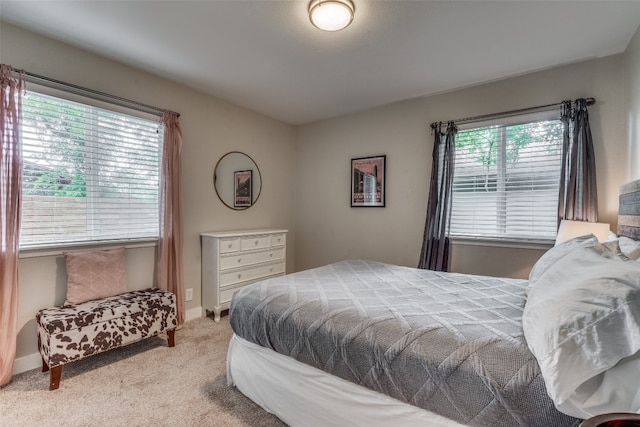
[20,90,163,248]
[449,114,563,241]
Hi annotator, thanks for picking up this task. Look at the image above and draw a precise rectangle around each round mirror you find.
[214,151,262,210]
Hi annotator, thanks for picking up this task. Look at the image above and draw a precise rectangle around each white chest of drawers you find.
[201,229,287,321]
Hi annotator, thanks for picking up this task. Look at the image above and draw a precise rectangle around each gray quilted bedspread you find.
[229,260,581,427]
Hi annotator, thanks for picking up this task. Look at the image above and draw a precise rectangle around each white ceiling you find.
[2,1,640,125]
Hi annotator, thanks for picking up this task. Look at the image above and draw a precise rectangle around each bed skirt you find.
[227,333,465,427]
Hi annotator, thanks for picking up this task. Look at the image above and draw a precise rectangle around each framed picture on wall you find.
[351,155,386,207]
[234,170,252,207]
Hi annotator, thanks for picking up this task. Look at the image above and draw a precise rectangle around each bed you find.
[226,180,640,427]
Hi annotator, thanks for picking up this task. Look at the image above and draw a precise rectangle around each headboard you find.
[619,180,640,239]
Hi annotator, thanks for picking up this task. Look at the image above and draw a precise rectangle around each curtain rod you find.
[13,68,180,118]
[431,97,595,128]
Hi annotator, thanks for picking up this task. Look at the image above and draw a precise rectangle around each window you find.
[20,89,163,249]
[449,112,563,242]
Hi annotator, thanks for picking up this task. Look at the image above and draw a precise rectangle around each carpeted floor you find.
[0,315,286,427]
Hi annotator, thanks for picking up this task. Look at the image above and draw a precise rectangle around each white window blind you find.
[20,90,163,249]
[449,112,563,241]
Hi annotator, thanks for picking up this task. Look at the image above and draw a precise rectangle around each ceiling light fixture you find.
[308,0,355,32]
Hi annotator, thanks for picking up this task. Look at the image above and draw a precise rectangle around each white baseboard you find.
[13,305,204,376]
[185,306,203,322]
[13,352,42,375]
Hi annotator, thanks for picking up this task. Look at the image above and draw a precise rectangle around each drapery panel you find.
[418,121,457,271]
[0,65,24,386]
[156,112,185,326]
[558,99,598,223]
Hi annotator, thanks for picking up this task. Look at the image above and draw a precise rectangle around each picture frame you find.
[351,155,386,207]
[234,170,252,207]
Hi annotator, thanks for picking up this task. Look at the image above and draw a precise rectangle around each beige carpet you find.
[0,315,286,427]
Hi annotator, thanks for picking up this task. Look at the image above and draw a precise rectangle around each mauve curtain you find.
[558,99,598,223]
[156,111,185,326]
[418,121,457,271]
[0,65,24,386]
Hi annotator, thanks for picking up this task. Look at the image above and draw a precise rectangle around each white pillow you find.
[619,236,640,260]
[590,238,628,260]
[523,243,640,418]
[528,234,598,288]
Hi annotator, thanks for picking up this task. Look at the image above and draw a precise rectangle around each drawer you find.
[220,247,285,270]
[220,262,285,287]
[240,235,271,251]
[219,238,240,253]
[219,267,286,304]
[270,233,286,247]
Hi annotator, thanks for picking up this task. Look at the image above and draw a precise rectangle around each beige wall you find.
[625,25,640,180]
[295,55,626,276]
[1,22,296,362]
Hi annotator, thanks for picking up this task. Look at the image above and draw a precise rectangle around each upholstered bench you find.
[36,288,177,390]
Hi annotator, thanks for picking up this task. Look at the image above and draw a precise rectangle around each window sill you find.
[19,239,158,259]
[450,236,554,250]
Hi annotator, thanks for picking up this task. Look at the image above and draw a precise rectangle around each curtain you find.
[156,112,185,326]
[418,121,457,271]
[558,99,598,223]
[1,65,24,386]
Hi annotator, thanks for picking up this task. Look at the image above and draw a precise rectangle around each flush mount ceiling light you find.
[308,0,355,32]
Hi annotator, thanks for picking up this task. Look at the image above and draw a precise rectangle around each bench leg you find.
[42,357,49,372]
[167,329,176,347]
[49,365,62,390]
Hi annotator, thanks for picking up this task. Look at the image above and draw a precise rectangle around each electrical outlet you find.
[185,288,193,301]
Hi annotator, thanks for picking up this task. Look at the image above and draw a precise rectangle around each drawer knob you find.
[255,240,259,245]
[270,253,273,258]
[228,244,232,248]
[270,267,274,272]
[237,258,242,263]
[238,274,242,279]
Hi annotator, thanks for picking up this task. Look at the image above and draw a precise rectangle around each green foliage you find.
[456,126,497,166]
[23,93,87,197]
[29,170,86,197]
[456,120,563,168]
[22,91,161,200]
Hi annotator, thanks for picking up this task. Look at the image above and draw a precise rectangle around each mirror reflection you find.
[214,151,262,210]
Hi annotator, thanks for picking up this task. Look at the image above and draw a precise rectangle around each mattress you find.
[229,260,581,427]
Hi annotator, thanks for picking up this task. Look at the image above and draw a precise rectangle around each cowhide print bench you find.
[36,288,177,390]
